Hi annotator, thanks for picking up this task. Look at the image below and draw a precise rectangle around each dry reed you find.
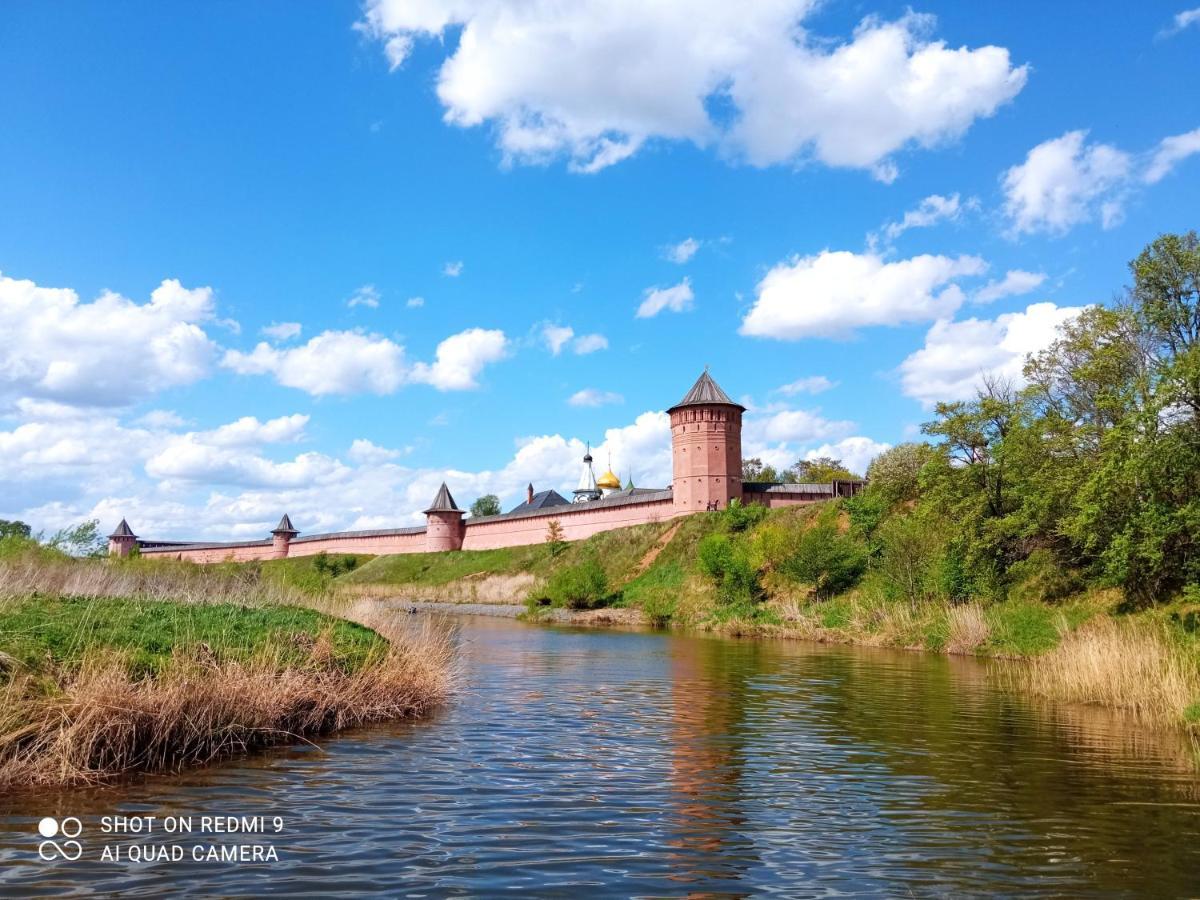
[0,556,456,788]
[946,603,990,654]
[1014,618,1200,727]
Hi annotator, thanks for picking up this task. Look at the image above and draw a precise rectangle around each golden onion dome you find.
[596,469,622,490]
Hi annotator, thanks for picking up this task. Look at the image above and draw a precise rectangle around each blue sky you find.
[1,1,1198,539]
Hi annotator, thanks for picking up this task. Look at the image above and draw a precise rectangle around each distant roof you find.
[423,482,463,514]
[469,486,672,524]
[272,514,299,535]
[108,518,136,539]
[743,481,864,494]
[508,488,570,514]
[669,370,745,412]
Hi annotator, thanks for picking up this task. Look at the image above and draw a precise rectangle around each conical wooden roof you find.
[423,482,463,513]
[272,514,299,535]
[669,370,744,411]
[108,518,136,539]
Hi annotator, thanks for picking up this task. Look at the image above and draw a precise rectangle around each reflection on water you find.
[2,616,1199,896]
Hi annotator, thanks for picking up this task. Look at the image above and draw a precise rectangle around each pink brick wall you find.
[461,497,677,550]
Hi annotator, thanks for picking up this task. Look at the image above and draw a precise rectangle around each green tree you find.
[741,457,779,483]
[545,519,566,557]
[0,519,32,540]
[865,443,935,506]
[470,494,501,517]
[47,519,106,557]
[790,456,860,482]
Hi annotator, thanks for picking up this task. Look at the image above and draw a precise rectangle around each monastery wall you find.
[461,495,676,550]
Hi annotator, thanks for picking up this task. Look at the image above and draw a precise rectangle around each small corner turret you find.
[271,513,299,559]
[107,518,138,557]
[424,482,466,552]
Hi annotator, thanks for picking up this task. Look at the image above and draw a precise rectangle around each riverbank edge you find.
[392,594,1200,747]
[0,591,455,790]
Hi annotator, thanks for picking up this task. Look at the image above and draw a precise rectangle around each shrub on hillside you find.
[721,498,767,533]
[866,442,936,506]
[1006,548,1084,604]
[698,533,762,605]
[874,513,944,606]
[544,556,610,610]
[778,508,866,599]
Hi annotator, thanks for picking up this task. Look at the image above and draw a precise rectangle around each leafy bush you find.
[698,533,762,605]
[865,442,935,506]
[778,508,866,599]
[721,498,767,533]
[873,513,945,606]
[544,556,610,610]
[1006,548,1083,604]
[640,587,677,627]
[313,552,360,578]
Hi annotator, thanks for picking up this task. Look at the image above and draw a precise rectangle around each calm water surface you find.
[2,615,1199,897]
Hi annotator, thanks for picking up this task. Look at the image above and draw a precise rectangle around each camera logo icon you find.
[37,817,83,861]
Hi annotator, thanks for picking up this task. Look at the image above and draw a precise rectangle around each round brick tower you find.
[271,514,299,559]
[669,370,745,514]
[424,482,466,552]
[107,518,138,557]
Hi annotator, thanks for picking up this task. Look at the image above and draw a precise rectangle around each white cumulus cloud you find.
[361,2,1026,177]
[664,237,701,264]
[973,269,1046,304]
[1144,127,1200,184]
[0,273,218,409]
[879,193,971,243]
[776,376,836,396]
[222,330,410,396]
[347,284,382,308]
[443,260,464,277]
[899,301,1088,406]
[1002,130,1132,235]
[741,250,986,340]
[411,327,508,391]
[568,388,623,407]
[261,321,302,341]
[637,278,694,318]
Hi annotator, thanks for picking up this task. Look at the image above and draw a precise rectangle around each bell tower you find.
[669,369,744,513]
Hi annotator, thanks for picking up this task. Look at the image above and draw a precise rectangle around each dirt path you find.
[627,521,681,579]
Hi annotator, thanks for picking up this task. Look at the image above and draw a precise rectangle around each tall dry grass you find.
[1014,618,1200,727]
[0,554,457,787]
[0,553,314,609]
[0,620,453,787]
[946,603,990,654]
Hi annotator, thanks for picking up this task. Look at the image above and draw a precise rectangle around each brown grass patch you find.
[0,618,453,788]
[1013,618,1200,727]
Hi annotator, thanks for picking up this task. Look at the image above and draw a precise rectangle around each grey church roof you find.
[508,488,571,514]
[670,370,745,411]
[272,514,299,535]
[423,482,463,514]
[108,518,136,539]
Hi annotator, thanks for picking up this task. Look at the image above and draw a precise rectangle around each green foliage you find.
[790,455,861,482]
[984,601,1062,656]
[0,519,31,540]
[721,497,767,533]
[640,587,677,628]
[541,555,610,610]
[1006,549,1083,604]
[698,533,762,606]
[741,457,782,483]
[873,511,947,606]
[865,443,936,506]
[470,494,502,518]
[0,596,386,679]
[777,507,866,599]
[46,519,106,558]
[313,551,360,578]
[545,519,567,558]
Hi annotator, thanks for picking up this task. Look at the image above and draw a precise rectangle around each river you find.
[2,614,1199,896]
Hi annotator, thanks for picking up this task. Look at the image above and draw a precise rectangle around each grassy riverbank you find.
[330,502,1200,739]
[0,542,452,788]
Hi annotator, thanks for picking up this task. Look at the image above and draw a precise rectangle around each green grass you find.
[0,595,387,679]
[344,544,553,586]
